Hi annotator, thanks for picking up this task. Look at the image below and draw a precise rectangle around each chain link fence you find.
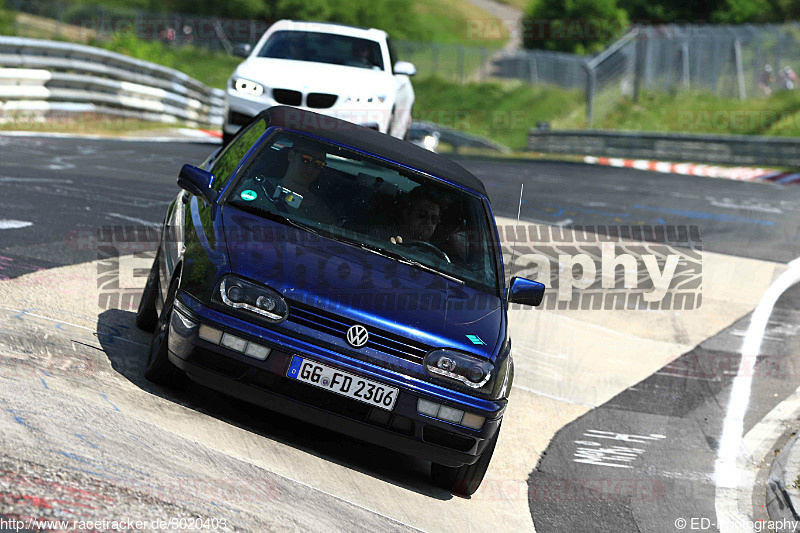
[6,2,800,126]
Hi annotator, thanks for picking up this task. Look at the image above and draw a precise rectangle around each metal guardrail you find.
[0,36,225,126]
[527,129,800,167]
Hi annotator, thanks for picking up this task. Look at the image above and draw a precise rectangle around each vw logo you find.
[346,324,369,348]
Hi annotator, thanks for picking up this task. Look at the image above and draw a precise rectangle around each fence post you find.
[681,41,690,90]
[752,33,761,97]
[733,39,746,100]
[634,34,647,103]
[584,61,596,125]
[432,43,439,77]
[529,55,538,84]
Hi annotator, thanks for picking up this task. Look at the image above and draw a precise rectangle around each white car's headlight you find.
[233,78,264,97]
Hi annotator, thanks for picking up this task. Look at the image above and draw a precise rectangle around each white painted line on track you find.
[0,219,32,229]
[714,257,800,533]
[0,177,74,184]
[0,307,147,347]
[106,213,160,228]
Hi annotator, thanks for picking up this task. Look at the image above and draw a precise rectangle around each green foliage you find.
[39,0,506,44]
[413,76,584,149]
[523,0,628,54]
[94,32,239,88]
[0,0,15,35]
[553,89,800,136]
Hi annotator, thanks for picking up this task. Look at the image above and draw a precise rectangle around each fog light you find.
[417,398,440,417]
[244,343,271,361]
[220,333,247,353]
[461,412,485,430]
[438,405,464,424]
[437,357,456,372]
[198,324,223,344]
[467,365,486,383]
[256,295,276,311]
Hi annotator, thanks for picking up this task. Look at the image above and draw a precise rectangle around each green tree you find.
[523,0,628,53]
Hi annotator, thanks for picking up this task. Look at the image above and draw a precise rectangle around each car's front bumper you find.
[224,91,391,135]
[167,293,503,467]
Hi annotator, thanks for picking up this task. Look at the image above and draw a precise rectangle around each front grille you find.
[287,300,429,365]
[306,93,338,109]
[272,88,302,106]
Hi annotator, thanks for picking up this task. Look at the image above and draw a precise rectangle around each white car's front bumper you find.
[225,90,394,136]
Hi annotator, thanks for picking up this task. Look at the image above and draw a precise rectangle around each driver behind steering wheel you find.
[391,186,465,263]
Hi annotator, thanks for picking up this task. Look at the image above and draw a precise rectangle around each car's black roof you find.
[254,106,488,198]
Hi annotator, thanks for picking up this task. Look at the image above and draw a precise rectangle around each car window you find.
[225,132,500,294]
[210,118,267,193]
[258,31,385,71]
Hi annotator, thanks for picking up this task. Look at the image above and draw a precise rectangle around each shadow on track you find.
[96,307,451,501]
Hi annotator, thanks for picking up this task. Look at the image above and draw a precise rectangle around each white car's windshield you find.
[224,131,500,294]
[258,31,385,71]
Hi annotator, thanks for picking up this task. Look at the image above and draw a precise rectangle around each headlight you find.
[233,78,264,97]
[214,275,288,323]
[424,349,493,389]
[422,134,438,151]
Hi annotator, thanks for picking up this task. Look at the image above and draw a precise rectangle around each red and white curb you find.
[583,156,800,184]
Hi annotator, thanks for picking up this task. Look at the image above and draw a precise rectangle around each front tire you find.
[431,424,500,497]
[135,251,160,331]
[144,273,188,389]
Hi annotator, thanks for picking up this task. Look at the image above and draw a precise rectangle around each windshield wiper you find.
[327,234,465,285]
[230,201,321,235]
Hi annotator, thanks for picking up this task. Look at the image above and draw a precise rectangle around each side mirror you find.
[393,61,417,76]
[178,165,218,205]
[233,43,252,58]
[508,277,545,307]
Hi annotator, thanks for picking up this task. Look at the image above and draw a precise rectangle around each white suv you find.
[223,20,416,144]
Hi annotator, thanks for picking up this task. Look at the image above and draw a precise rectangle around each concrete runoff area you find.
[0,215,783,532]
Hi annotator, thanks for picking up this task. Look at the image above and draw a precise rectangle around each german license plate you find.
[286,355,399,411]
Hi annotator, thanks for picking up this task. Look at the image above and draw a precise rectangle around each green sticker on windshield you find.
[240,189,257,201]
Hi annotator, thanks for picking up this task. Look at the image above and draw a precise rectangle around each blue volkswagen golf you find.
[136,106,544,496]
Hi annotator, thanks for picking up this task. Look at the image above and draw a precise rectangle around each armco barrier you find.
[527,129,800,167]
[0,36,225,126]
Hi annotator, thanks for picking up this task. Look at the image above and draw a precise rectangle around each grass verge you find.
[412,76,584,149]
[555,89,800,137]
[0,115,178,135]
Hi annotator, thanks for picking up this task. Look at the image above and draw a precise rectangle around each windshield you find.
[224,131,500,294]
[258,31,385,71]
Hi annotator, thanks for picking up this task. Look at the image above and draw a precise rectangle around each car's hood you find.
[236,57,393,96]
[221,206,504,358]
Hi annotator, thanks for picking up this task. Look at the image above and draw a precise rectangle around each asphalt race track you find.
[1,134,800,532]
